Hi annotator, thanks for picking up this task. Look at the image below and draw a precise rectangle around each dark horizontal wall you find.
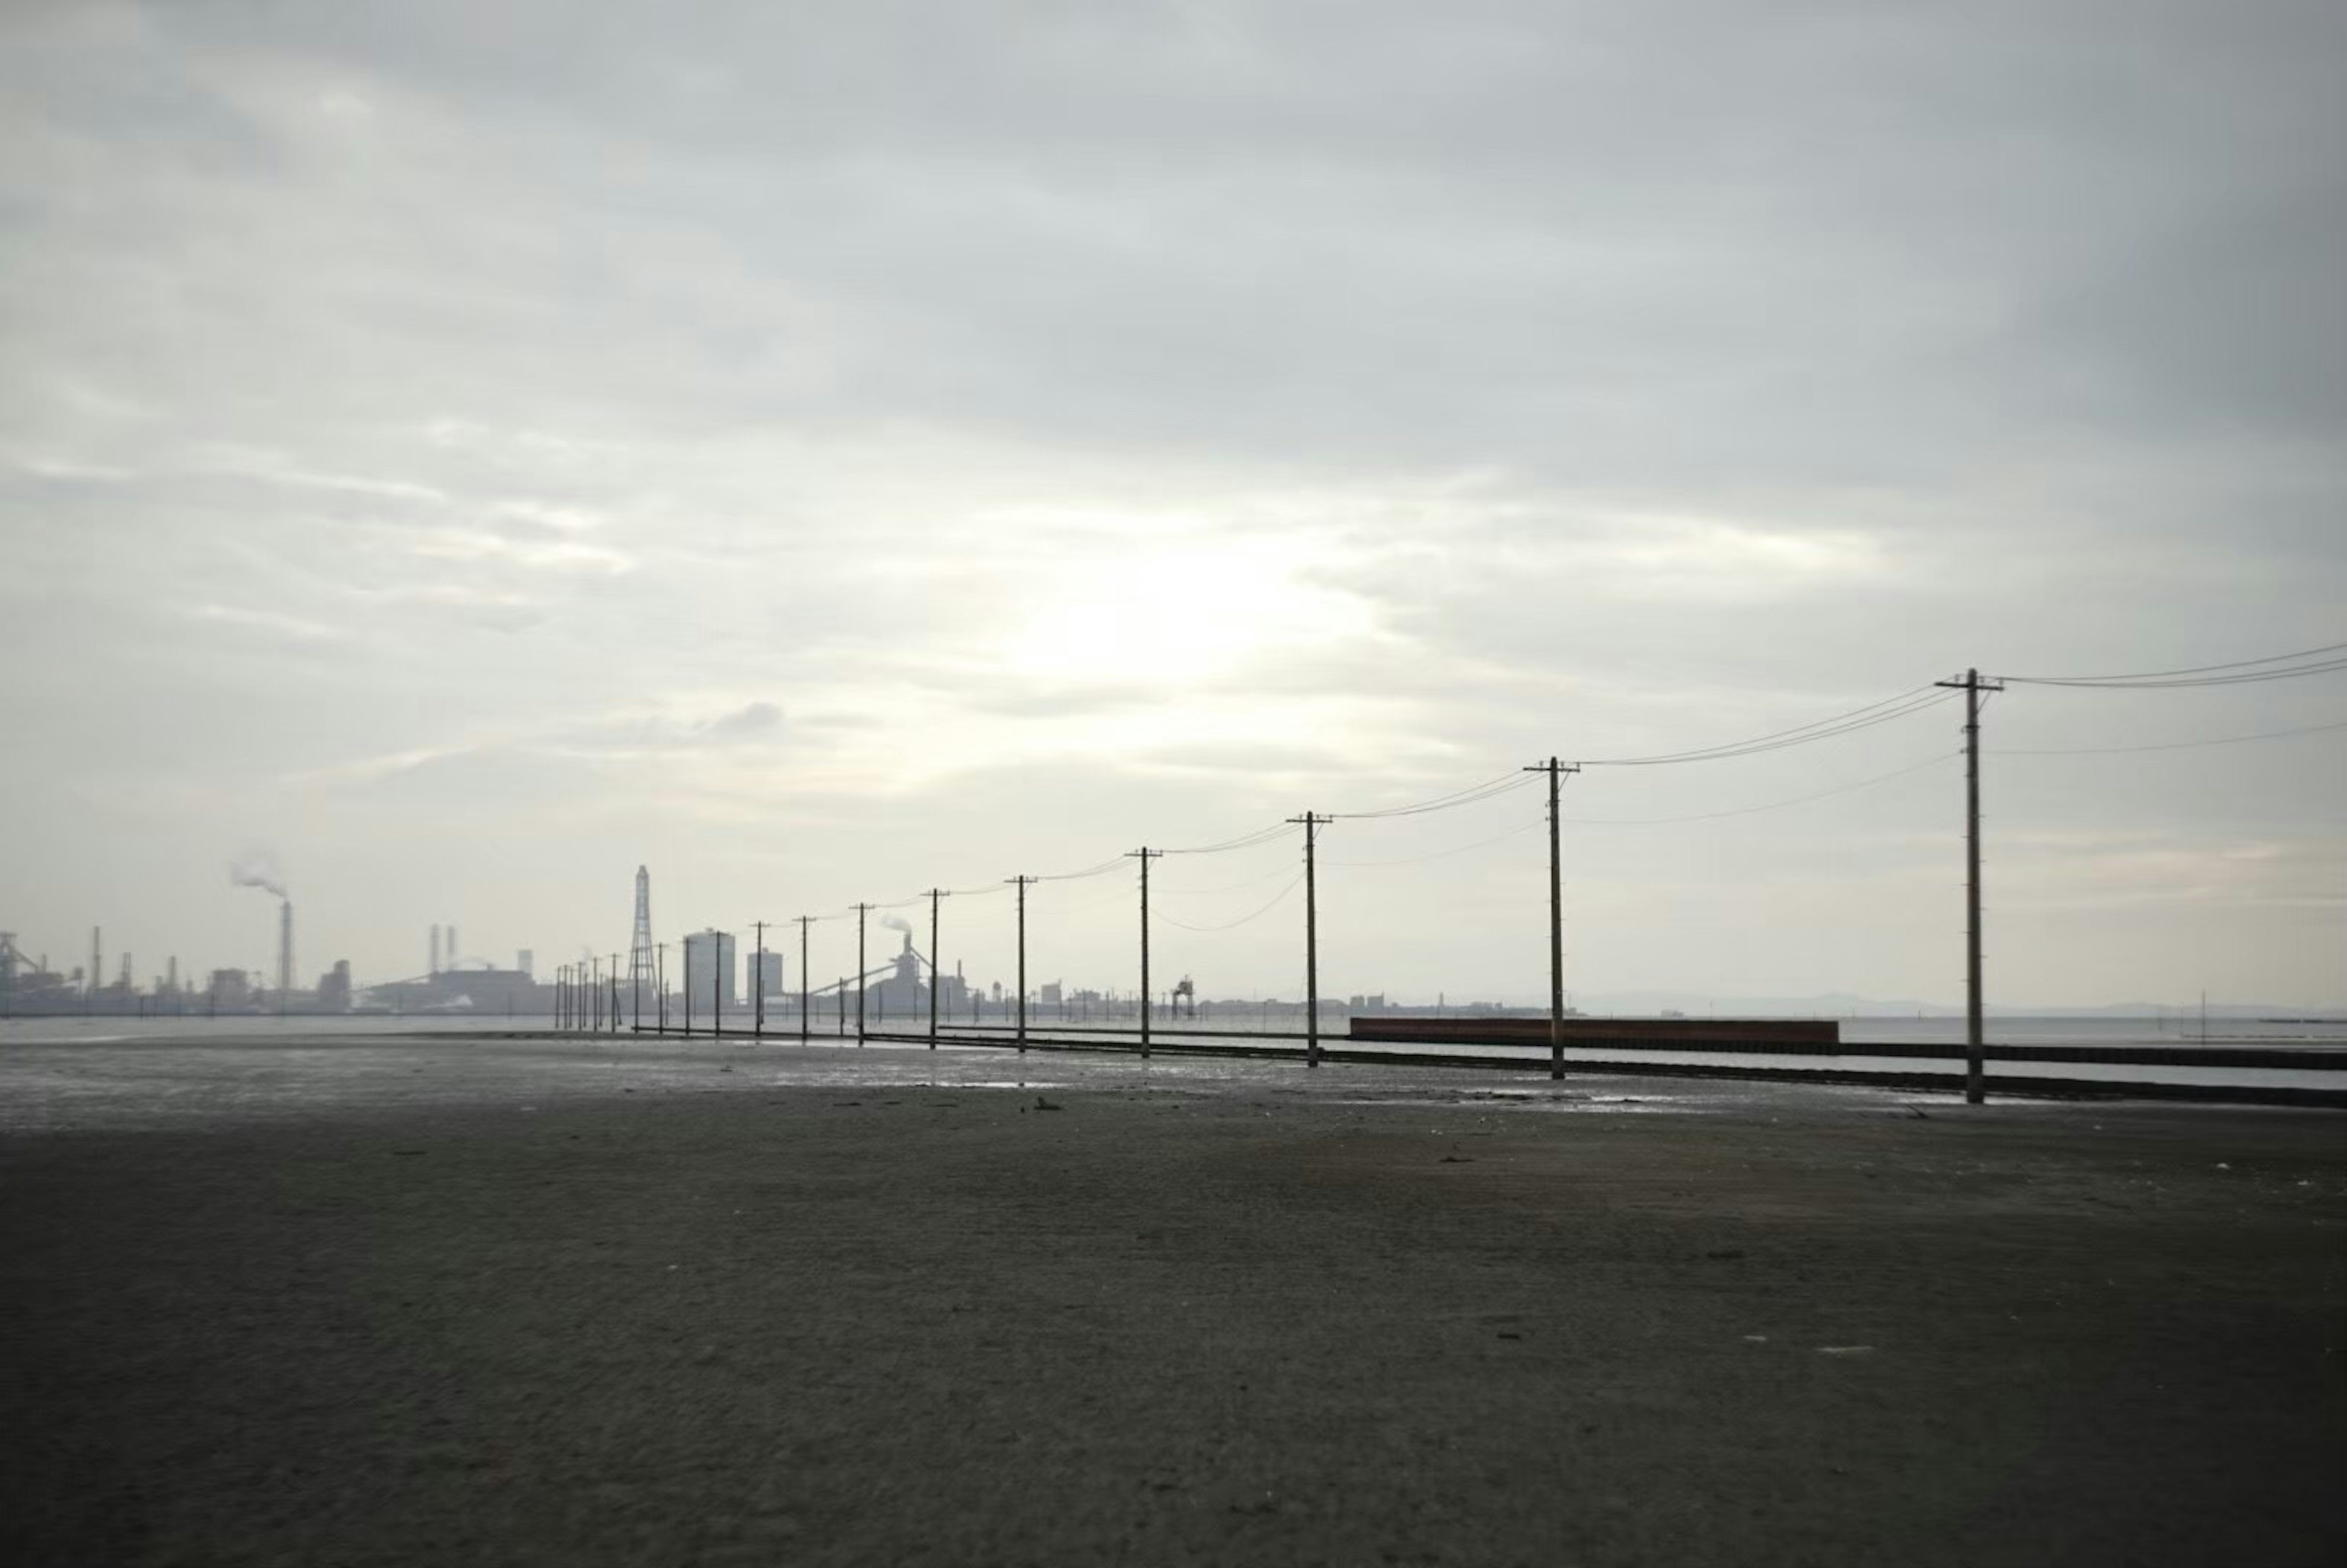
[1351,1016,1842,1048]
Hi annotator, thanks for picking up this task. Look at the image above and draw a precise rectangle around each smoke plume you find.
[880,914,914,934]
[229,848,288,900]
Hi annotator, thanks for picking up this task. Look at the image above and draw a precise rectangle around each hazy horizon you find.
[4,2,2342,1008]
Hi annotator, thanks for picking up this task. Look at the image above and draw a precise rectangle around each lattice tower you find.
[628,866,656,1022]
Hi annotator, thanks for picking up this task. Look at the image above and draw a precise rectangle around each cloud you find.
[188,603,355,646]
[1,1,2341,1002]
[699,700,780,739]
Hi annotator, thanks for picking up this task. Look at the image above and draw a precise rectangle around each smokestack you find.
[279,899,293,1013]
[430,924,441,976]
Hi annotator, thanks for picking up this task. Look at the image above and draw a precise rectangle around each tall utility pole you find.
[590,958,601,1033]
[1007,875,1038,1053]
[609,954,622,1033]
[924,891,950,1050]
[1936,668,2004,1105]
[655,943,668,1033]
[796,917,815,1044]
[1524,758,1581,1080]
[1287,814,1333,1068]
[854,904,872,1044]
[712,936,723,1039]
[1128,849,1162,1059]
[752,921,768,1039]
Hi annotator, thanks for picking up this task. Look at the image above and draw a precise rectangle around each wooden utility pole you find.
[854,904,871,1044]
[1936,668,2004,1104]
[796,917,815,1044]
[712,933,724,1039]
[752,921,768,1039]
[655,944,668,1034]
[925,890,950,1049]
[609,953,622,1033]
[1128,849,1162,1059]
[1287,813,1333,1068]
[1007,876,1038,1053]
[1524,757,1581,1080]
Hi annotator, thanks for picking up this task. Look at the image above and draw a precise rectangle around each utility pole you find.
[854,904,872,1045]
[683,947,693,1037]
[1936,668,2004,1104]
[752,921,768,1039]
[1007,876,1038,1053]
[1523,758,1581,1080]
[1287,814,1333,1068]
[609,954,622,1033]
[1128,849,1162,1060]
[713,934,724,1039]
[796,917,815,1044]
[656,943,668,1034]
[925,890,949,1050]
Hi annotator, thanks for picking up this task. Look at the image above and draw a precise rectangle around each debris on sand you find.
[1036,1096,1063,1112]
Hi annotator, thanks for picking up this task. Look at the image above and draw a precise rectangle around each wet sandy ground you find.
[3,1033,2343,1566]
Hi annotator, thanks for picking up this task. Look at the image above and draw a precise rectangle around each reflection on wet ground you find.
[0,1029,1949,1133]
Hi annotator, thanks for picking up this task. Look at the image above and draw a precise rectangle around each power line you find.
[1332,771,1535,819]
[2002,659,2347,691]
[1582,686,1956,768]
[1998,639,2347,686]
[1563,751,1959,824]
[1324,816,1546,868]
[1039,854,1128,883]
[1156,872,1306,933]
[1156,859,1309,897]
[1162,821,1293,855]
[1991,717,2347,755]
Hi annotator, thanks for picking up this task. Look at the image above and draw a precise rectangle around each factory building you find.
[754,950,784,1002]
[861,929,968,1020]
[317,961,353,1012]
[684,930,737,1008]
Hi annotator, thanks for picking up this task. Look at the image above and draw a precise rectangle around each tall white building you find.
[683,929,737,1008]
[754,950,784,1000]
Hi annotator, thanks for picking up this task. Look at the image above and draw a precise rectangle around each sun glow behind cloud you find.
[998,519,1380,689]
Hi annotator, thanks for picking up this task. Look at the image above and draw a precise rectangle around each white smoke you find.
[229,848,288,900]
[880,914,914,934]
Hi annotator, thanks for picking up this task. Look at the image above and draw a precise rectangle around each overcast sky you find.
[3,1,2341,1008]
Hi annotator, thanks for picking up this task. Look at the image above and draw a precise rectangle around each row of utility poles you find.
[551,672,2003,1105]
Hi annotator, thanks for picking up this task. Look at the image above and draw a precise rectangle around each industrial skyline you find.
[4,4,2343,1011]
